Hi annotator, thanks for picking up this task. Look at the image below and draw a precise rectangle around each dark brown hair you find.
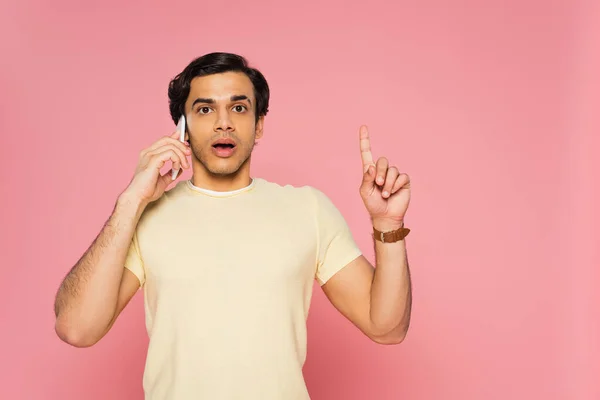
[168,52,270,124]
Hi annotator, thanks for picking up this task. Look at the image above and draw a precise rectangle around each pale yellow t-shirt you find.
[124,177,362,399]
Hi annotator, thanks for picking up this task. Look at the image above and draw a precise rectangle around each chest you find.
[137,203,318,289]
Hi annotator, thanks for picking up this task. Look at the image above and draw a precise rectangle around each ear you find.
[255,116,265,140]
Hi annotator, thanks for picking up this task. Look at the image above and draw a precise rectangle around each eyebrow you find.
[230,95,251,104]
[191,95,252,108]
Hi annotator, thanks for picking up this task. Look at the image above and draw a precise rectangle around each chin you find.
[205,158,247,176]
[194,147,252,177]
[207,167,241,176]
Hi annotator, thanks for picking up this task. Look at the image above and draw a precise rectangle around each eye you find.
[198,107,212,115]
[232,105,247,113]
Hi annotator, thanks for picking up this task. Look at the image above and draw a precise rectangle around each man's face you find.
[184,71,263,176]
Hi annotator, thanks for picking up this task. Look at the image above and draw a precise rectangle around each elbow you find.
[54,318,101,348]
[371,332,406,345]
[368,324,409,345]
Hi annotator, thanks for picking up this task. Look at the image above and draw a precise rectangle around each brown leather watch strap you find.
[373,223,410,243]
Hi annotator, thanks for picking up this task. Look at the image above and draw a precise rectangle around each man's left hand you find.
[358,125,411,230]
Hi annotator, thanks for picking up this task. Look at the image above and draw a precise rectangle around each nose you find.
[214,109,234,132]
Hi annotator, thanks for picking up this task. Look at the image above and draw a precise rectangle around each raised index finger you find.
[359,125,374,171]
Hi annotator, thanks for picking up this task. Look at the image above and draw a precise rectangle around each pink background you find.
[1,0,598,399]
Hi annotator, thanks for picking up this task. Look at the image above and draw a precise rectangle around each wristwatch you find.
[373,222,410,243]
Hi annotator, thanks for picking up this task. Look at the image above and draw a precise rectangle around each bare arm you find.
[53,194,146,347]
[54,129,192,347]
[322,224,411,345]
[322,125,412,345]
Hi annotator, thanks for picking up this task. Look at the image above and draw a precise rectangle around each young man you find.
[54,52,413,399]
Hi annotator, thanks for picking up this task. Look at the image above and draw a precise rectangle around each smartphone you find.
[171,115,186,180]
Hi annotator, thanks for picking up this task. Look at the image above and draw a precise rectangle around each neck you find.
[190,160,253,192]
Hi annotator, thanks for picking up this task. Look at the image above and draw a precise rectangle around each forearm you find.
[369,219,412,338]
[54,192,146,343]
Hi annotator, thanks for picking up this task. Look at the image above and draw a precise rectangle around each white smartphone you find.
[172,115,186,180]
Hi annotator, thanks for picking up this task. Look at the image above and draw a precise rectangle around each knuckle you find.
[170,144,183,153]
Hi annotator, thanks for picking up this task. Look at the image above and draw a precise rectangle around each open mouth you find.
[211,139,237,157]
[212,143,236,150]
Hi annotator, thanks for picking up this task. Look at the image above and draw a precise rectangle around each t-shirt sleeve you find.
[311,187,363,286]
[124,231,146,288]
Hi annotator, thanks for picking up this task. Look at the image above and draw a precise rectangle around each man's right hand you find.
[122,130,191,205]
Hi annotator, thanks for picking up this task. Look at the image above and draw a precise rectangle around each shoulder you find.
[254,177,338,214]
[254,177,324,203]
